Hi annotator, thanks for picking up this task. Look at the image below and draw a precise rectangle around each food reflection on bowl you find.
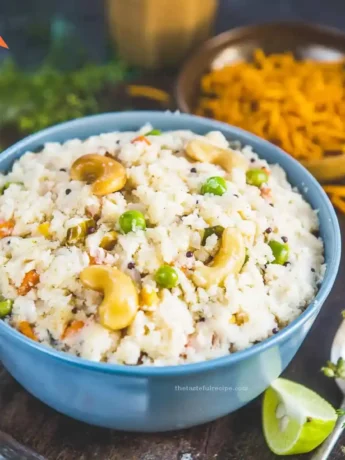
[177,22,345,181]
[0,112,340,431]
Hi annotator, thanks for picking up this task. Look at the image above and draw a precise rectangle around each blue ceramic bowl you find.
[0,112,340,432]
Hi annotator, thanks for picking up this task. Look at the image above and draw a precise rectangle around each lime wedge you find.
[263,378,337,455]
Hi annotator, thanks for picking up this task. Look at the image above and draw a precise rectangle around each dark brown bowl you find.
[176,22,345,114]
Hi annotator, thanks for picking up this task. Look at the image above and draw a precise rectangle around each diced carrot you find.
[261,187,272,199]
[180,266,191,278]
[89,255,98,265]
[18,270,40,296]
[185,335,193,348]
[19,321,37,341]
[131,135,151,145]
[61,320,85,339]
[0,219,14,238]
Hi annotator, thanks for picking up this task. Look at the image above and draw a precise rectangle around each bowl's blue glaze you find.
[0,112,340,431]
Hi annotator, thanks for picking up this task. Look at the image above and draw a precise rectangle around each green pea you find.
[66,219,95,245]
[146,129,161,136]
[155,265,179,289]
[201,176,227,196]
[119,210,146,234]
[202,225,224,246]
[0,182,24,195]
[0,299,13,318]
[268,240,289,265]
[246,169,269,187]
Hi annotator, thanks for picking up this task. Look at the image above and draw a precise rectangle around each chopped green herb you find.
[0,58,127,140]
[0,298,13,318]
[0,182,24,195]
[146,129,161,136]
[268,240,289,265]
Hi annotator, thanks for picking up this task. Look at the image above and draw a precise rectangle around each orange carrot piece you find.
[0,219,14,238]
[19,321,37,341]
[61,320,85,339]
[261,187,272,198]
[89,255,97,265]
[180,266,191,278]
[131,135,151,145]
[18,270,40,296]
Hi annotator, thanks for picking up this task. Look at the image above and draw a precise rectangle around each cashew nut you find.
[185,139,248,173]
[70,154,126,196]
[80,265,139,330]
[193,228,245,288]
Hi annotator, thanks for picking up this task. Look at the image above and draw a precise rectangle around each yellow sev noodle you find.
[195,49,345,161]
[323,185,345,214]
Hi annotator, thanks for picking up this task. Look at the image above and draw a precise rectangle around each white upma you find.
[0,125,324,365]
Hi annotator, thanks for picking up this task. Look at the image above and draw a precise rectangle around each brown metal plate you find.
[176,22,345,113]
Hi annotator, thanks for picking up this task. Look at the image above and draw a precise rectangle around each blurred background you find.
[1,0,344,69]
[0,0,345,152]
[1,0,345,68]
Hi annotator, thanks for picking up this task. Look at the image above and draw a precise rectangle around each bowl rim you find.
[176,20,345,114]
[0,111,341,377]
